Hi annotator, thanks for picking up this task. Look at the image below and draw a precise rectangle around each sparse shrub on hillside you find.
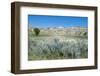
[34,28,40,36]
[83,32,87,36]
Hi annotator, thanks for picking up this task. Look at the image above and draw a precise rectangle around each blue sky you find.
[28,15,88,28]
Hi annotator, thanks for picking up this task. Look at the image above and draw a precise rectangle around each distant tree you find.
[83,32,87,36]
[34,28,40,36]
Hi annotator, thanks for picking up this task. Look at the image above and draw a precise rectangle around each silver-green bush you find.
[28,37,88,60]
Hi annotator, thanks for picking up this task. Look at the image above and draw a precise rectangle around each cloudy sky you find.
[28,15,88,28]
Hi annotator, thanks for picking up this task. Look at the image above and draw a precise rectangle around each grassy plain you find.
[28,27,88,60]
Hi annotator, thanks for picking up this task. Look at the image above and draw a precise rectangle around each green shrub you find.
[34,28,40,36]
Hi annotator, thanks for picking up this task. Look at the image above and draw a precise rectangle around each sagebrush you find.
[28,34,88,60]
